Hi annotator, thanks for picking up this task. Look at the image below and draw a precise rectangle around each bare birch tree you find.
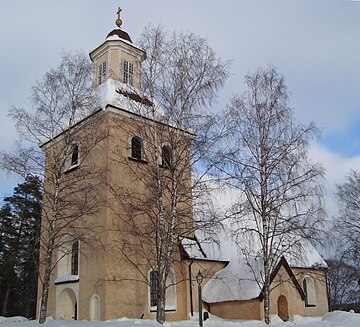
[108,25,229,324]
[326,253,360,310]
[217,66,324,324]
[336,169,360,262]
[0,52,106,323]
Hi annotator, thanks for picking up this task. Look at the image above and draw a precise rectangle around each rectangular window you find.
[150,270,158,307]
[71,241,79,275]
[123,61,134,85]
[149,269,176,311]
[98,61,107,84]
[71,143,79,166]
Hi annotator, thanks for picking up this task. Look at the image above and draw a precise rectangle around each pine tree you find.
[0,176,42,317]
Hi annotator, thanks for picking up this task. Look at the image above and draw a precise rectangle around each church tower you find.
[89,8,146,88]
[37,8,221,322]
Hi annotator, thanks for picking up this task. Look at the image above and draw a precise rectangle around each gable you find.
[258,256,305,301]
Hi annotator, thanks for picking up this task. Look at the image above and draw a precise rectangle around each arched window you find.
[65,142,79,171]
[70,143,79,167]
[71,241,79,275]
[149,269,176,311]
[57,236,80,279]
[165,269,176,310]
[161,145,172,168]
[150,270,159,307]
[131,136,143,160]
[303,276,316,307]
[90,294,100,320]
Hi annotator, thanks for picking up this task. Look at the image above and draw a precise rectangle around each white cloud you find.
[309,142,360,218]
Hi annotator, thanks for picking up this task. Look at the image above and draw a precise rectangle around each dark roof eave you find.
[184,257,230,265]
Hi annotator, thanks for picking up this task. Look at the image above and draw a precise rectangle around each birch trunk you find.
[39,181,59,324]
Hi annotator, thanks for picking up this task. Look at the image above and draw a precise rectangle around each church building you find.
[37,9,329,323]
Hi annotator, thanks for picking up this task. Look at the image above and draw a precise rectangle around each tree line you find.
[0,24,359,324]
[0,175,42,317]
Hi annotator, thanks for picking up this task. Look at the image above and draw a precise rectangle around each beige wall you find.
[207,300,261,320]
[37,107,197,321]
[90,39,145,88]
[293,268,329,317]
[269,265,305,319]
[200,265,329,322]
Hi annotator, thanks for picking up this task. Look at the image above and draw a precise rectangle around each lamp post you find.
[196,270,203,327]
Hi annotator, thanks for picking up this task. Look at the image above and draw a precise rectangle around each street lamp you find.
[196,270,203,327]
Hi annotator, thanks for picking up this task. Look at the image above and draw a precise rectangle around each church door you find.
[277,295,289,322]
[57,288,77,320]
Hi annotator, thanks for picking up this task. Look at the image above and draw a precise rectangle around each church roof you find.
[106,28,132,43]
[194,182,327,303]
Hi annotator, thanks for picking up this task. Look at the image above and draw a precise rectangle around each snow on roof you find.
[285,238,327,269]
[54,275,79,284]
[181,238,207,260]
[203,256,262,303]
[98,79,165,120]
[98,79,195,137]
[196,182,327,303]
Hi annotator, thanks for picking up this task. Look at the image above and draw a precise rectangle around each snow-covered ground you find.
[1,311,360,327]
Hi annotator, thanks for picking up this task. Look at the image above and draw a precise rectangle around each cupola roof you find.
[106,28,132,43]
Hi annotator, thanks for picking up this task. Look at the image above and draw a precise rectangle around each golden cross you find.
[117,6,122,20]
[116,6,123,27]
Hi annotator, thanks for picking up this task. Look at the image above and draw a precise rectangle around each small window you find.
[71,143,79,167]
[71,241,79,275]
[150,270,159,307]
[65,143,79,172]
[56,235,80,281]
[303,276,316,307]
[90,294,100,320]
[149,269,176,311]
[123,61,134,85]
[162,145,172,168]
[131,136,143,160]
[98,61,107,84]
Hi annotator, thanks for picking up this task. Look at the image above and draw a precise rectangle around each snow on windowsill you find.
[64,163,79,174]
[54,275,79,284]
[150,305,176,312]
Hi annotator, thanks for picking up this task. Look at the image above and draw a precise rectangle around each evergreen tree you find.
[0,175,42,317]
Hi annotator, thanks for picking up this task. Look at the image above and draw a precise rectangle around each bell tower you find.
[89,7,146,89]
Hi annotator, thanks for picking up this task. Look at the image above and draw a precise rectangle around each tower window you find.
[65,143,79,172]
[71,241,79,275]
[162,145,172,168]
[71,143,79,167]
[150,270,159,307]
[131,136,143,160]
[98,61,107,84]
[123,61,134,85]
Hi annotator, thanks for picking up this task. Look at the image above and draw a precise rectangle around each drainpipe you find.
[189,260,194,316]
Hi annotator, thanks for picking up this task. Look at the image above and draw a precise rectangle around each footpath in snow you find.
[1,311,360,327]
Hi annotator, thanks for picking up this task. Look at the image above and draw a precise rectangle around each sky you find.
[0,0,360,220]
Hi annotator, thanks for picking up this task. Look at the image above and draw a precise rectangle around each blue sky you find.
[0,0,360,217]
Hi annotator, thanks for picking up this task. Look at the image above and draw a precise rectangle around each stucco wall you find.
[200,265,328,322]
[207,299,261,320]
[268,265,305,319]
[293,268,329,317]
[37,106,197,321]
